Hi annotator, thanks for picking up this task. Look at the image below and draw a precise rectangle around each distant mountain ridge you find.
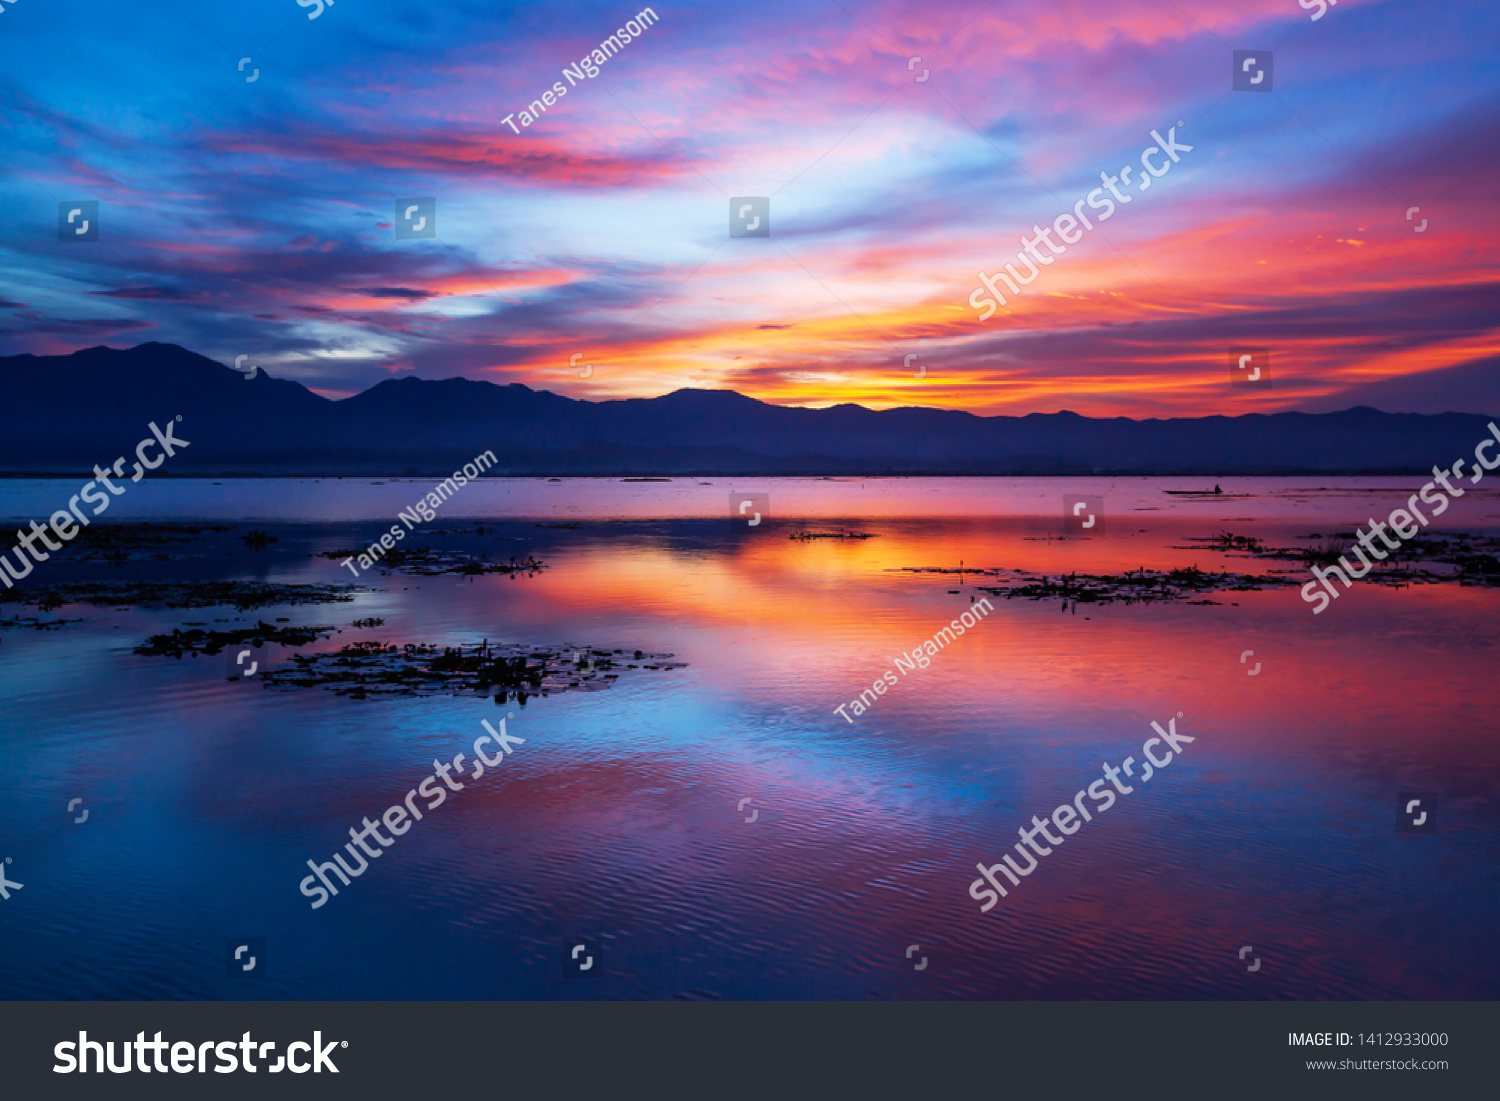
[0,342,1493,476]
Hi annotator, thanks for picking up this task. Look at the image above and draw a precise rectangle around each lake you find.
[1,476,1496,999]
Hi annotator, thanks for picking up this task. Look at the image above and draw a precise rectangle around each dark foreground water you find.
[1,477,1497,999]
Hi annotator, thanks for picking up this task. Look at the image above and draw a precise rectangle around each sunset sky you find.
[1,0,1496,417]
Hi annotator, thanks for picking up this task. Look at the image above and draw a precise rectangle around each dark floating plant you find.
[1175,530,1500,588]
[2,580,364,613]
[133,620,338,658]
[789,530,874,541]
[978,566,1284,606]
[316,547,544,577]
[896,528,1500,608]
[258,640,686,701]
[54,522,235,564]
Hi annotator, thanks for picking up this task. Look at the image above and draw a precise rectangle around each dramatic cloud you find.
[0,0,1494,415]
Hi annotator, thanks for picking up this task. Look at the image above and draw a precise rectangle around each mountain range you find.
[0,343,1493,476]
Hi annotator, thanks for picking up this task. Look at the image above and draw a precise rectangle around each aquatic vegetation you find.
[1,580,363,613]
[317,546,544,577]
[1180,530,1500,586]
[134,621,337,658]
[259,640,686,701]
[789,531,874,541]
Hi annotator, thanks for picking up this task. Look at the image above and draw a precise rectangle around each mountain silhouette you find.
[0,342,1492,476]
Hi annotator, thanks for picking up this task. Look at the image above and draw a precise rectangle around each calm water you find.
[1,477,1497,999]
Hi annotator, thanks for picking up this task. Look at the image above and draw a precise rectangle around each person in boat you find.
[1214,484,1222,495]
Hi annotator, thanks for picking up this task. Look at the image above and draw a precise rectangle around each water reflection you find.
[0,480,1495,1000]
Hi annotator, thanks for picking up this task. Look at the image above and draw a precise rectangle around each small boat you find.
[1163,485,1248,497]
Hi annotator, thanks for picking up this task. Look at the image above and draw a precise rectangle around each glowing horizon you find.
[2,0,1496,419]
